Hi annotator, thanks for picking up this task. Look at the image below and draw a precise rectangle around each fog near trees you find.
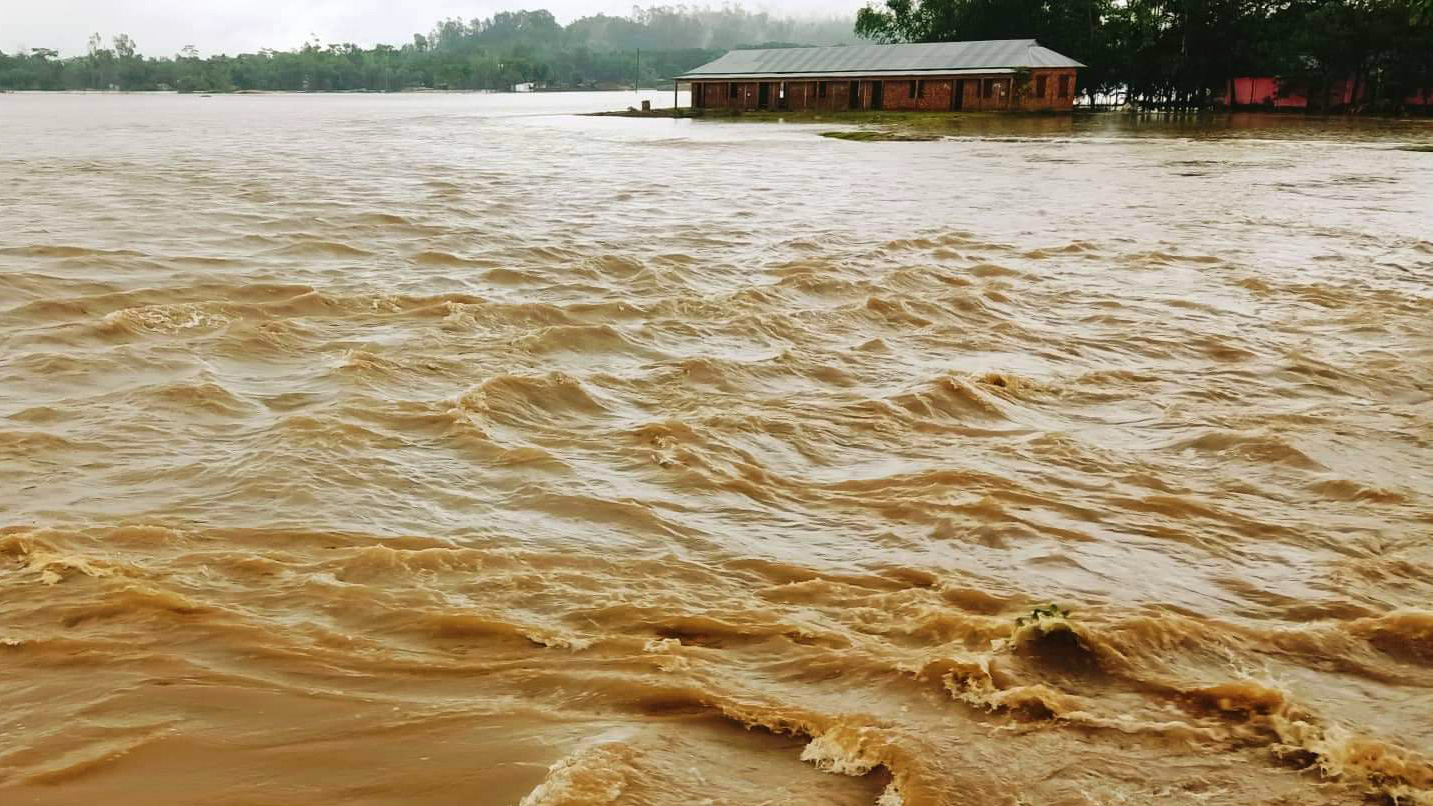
[0,6,855,92]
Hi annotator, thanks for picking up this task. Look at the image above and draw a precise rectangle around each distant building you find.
[678,40,1083,113]
[1218,76,1432,111]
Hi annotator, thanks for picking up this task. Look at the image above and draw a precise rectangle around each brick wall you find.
[1018,69,1078,111]
[693,72,1079,112]
[851,76,1019,111]
[694,81,762,111]
[968,77,1012,111]
[874,79,956,111]
[787,80,857,112]
[696,80,859,112]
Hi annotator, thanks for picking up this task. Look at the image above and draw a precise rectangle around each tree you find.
[113,34,136,59]
[856,0,1117,96]
[854,0,1433,110]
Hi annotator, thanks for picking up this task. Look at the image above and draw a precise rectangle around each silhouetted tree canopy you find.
[854,0,1433,111]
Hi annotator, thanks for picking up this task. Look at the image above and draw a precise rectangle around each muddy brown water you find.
[2,92,1432,805]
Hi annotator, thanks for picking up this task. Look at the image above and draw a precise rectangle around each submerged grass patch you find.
[819,130,941,142]
[1398,144,1433,152]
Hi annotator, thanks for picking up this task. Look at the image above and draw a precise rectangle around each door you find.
[848,80,860,110]
[871,80,884,110]
[952,79,964,110]
[758,82,770,109]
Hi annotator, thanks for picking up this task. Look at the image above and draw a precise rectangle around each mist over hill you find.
[0,6,856,92]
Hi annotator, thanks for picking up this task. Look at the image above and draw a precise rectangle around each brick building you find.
[678,40,1082,113]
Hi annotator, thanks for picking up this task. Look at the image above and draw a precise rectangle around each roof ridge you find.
[676,39,1083,79]
[741,38,1041,52]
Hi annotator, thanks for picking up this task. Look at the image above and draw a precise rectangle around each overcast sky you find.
[2,0,864,57]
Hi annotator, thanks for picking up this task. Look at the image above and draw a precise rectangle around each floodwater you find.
[2,91,1432,806]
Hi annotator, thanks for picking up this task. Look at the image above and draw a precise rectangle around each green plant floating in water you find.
[1015,604,1072,627]
[820,130,940,142]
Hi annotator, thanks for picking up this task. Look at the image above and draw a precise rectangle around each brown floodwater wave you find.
[2,93,1433,805]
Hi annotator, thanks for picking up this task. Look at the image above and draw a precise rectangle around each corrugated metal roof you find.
[687,67,1015,80]
[677,40,1083,79]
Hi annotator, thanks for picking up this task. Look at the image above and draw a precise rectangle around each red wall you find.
[1229,77,1291,107]
[1220,76,1432,109]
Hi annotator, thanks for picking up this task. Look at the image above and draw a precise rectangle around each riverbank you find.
[591,105,1433,145]
[588,107,1075,140]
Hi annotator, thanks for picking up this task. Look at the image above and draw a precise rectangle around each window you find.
[1058,75,1071,98]
[729,82,738,99]
[818,81,828,99]
[983,79,995,99]
[1036,75,1047,97]
[909,80,919,99]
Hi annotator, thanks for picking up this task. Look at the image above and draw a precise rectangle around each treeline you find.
[8,1,1429,110]
[0,6,854,93]
[857,0,1433,112]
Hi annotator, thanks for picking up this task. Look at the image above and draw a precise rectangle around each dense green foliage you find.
[856,0,1433,110]
[0,7,853,93]
[5,2,1428,111]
